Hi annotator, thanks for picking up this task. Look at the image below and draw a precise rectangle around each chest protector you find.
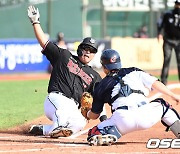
[109,75,144,104]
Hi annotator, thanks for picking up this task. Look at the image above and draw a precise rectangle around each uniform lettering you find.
[67,59,92,85]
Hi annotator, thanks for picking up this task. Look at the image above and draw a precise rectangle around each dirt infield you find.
[0,73,180,153]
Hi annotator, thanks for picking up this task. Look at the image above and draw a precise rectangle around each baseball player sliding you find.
[27,5,104,138]
[86,49,180,146]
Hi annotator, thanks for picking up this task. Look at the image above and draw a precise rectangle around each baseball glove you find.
[80,92,93,120]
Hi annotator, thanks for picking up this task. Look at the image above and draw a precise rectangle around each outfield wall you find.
[0,39,111,73]
[112,37,164,70]
[0,40,49,73]
[0,38,170,74]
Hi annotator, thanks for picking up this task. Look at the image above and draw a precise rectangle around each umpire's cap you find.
[175,0,180,4]
[101,49,121,70]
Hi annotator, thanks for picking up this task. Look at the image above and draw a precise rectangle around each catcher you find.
[27,5,106,138]
[86,49,180,146]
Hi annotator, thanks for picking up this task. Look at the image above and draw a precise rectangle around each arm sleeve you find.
[157,13,165,35]
[138,71,158,90]
[42,41,61,66]
[91,88,105,114]
[91,100,105,114]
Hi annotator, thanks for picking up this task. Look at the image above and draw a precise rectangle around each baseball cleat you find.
[50,126,73,138]
[88,134,117,146]
[29,125,43,136]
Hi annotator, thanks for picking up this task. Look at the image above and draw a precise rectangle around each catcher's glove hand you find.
[27,5,40,25]
[80,92,93,120]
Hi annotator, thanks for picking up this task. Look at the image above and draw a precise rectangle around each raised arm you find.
[27,6,48,49]
[152,80,180,104]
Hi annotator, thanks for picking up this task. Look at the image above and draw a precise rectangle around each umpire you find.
[157,0,180,85]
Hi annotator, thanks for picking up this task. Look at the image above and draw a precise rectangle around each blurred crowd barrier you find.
[0,38,163,74]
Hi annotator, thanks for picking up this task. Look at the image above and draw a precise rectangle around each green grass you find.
[0,80,48,129]
[153,74,179,82]
[167,74,179,81]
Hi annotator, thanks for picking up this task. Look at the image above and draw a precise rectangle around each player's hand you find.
[27,5,40,25]
[171,94,180,105]
[157,34,163,43]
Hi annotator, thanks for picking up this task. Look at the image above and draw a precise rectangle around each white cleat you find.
[88,134,117,146]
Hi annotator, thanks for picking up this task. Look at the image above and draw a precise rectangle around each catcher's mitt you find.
[80,92,93,120]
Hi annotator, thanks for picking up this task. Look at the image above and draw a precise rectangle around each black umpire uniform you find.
[157,0,180,85]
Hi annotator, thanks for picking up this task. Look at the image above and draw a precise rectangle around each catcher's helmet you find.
[77,37,98,56]
[100,49,121,70]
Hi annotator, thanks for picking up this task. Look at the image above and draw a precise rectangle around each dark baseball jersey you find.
[157,9,180,39]
[42,41,102,104]
[91,67,157,114]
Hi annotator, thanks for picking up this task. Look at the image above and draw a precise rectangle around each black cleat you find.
[29,125,43,136]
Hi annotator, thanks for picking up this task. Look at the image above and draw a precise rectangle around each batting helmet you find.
[77,37,98,56]
[100,49,121,70]
[175,0,180,4]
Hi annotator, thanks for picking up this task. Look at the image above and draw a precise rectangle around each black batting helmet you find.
[77,37,98,56]
[101,49,121,70]
[175,0,180,4]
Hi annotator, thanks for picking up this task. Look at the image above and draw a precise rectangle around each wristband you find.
[32,22,40,25]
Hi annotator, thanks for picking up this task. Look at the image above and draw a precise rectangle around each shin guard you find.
[170,120,180,138]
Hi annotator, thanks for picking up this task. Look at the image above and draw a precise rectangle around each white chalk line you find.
[0,148,55,153]
[67,129,88,139]
[55,143,88,147]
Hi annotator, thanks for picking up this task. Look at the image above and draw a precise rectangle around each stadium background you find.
[0,0,178,74]
[0,0,179,153]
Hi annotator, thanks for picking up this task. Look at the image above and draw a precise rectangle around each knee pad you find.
[157,98,180,131]
[170,120,180,138]
[151,98,172,118]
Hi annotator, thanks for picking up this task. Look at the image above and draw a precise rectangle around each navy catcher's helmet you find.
[77,37,98,56]
[100,49,121,70]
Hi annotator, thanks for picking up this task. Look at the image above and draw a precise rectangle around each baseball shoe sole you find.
[50,127,73,138]
[29,125,43,136]
[88,134,117,146]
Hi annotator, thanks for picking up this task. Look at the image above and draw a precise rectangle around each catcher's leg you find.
[153,98,180,138]
[169,120,180,138]
[87,125,121,146]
